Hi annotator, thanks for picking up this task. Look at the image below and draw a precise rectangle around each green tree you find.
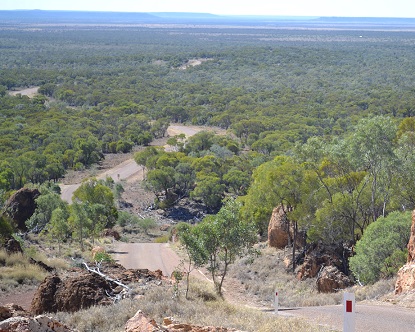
[349,211,411,284]
[27,190,67,233]
[347,116,397,220]
[176,222,208,299]
[73,179,118,230]
[69,202,91,251]
[0,215,13,244]
[191,173,225,213]
[193,198,257,296]
[45,207,70,254]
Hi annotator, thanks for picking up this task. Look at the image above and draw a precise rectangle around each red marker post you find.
[274,290,279,314]
[343,292,355,332]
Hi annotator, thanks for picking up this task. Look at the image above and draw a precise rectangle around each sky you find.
[1,0,415,18]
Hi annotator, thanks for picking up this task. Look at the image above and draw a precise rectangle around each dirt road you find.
[111,242,180,277]
[60,159,142,202]
[60,124,215,203]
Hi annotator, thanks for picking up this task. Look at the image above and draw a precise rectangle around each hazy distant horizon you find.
[1,0,414,19]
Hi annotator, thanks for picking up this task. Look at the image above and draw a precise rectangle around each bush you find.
[94,251,114,263]
[349,211,412,284]
[0,215,13,244]
[117,211,140,227]
[137,218,157,234]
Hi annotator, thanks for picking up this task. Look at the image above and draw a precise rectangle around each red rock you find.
[0,303,29,320]
[267,206,291,249]
[395,210,415,294]
[316,266,352,293]
[0,315,75,332]
[124,311,160,332]
[2,187,40,232]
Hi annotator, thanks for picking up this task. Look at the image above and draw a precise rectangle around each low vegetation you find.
[53,279,331,332]
[227,246,397,308]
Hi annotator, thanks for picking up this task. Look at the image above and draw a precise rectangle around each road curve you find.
[59,124,212,203]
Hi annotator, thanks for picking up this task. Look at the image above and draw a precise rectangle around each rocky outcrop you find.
[125,311,160,332]
[125,311,243,332]
[296,242,353,293]
[2,187,40,231]
[268,206,291,249]
[3,237,23,254]
[0,304,29,320]
[31,263,165,314]
[0,315,76,332]
[407,210,415,263]
[316,266,352,293]
[31,273,113,314]
[395,210,415,294]
[395,263,415,294]
[102,228,121,240]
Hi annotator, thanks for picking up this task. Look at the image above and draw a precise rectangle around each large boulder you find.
[31,263,165,314]
[296,242,352,280]
[316,266,352,293]
[125,311,160,332]
[31,274,113,314]
[2,187,40,232]
[0,315,76,332]
[268,206,291,249]
[395,210,415,294]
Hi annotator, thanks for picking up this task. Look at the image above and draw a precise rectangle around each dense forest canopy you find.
[2,13,415,256]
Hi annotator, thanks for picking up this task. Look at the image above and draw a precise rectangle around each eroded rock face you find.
[31,263,165,314]
[3,187,40,231]
[316,266,352,293]
[296,242,349,280]
[31,274,113,314]
[3,238,23,254]
[125,311,243,332]
[395,210,415,294]
[0,303,29,321]
[395,263,415,294]
[125,311,160,332]
[407,210,415,263]
[0,315,76,332]
[268,206,291,249]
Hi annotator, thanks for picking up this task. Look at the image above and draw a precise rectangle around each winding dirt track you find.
[58,124,415,331]
[59,124,217,203]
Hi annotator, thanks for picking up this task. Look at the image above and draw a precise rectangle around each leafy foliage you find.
[183,198,257,295]
[349,211,412,284]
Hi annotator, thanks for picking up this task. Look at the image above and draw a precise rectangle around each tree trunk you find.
[292,221,298,273]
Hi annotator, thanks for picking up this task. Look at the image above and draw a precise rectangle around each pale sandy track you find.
[111,242,180,277]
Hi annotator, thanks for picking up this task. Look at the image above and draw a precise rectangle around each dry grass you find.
[54,279,330,332]
[228,245,397,308]
[0,250,47,291]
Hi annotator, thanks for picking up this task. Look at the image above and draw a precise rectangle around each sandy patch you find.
[8,87,39,98]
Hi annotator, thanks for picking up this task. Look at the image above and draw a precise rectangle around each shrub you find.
[349,211,412,284]
[154,235,169,243]
[137,218,157,234]
[94,251,114,263]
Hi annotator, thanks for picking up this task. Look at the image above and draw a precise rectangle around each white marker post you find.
[343,292,355,332]
[274,289,279,314]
